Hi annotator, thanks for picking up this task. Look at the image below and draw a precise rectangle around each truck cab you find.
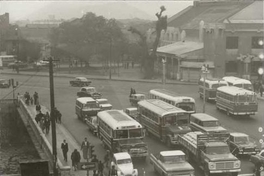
[150,150,194,176]
[111,152,138,176]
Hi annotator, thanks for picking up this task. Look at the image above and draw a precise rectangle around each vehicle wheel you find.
[166,138,172,148]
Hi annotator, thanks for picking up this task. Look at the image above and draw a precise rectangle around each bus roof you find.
[191,113,218,121]
[76,97,96,104]
[0,55,15,58]
[114,152,131,160]
[160,150,185,157]
[217,86,255,96]
[222,76,251,85]
[150,89,195,103]
[200,77,228,84]
[138,99,187,116]
[97,110,142,130]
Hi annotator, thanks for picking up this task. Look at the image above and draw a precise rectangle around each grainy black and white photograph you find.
[0,0,264,176]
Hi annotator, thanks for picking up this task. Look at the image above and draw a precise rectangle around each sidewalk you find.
[26,104,88,176]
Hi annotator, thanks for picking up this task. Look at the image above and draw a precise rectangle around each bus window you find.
[116,130,129,139]
[212,83,228,89]
[129,129,142,138]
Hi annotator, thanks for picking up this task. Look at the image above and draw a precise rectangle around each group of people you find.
[253,81,264,97]
[35,110,51,134]
[24,91,39,106]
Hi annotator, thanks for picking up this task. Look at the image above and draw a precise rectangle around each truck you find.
[250,150,264,171]
[178,131,241,176]
[150,150,195,176]
[110,152,138,176]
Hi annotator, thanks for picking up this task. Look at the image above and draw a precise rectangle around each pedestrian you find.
[36,104,41,113]
[33,92,39,105]
[109,164,117,176]
[57,110,62,124]
[81,137,90,160]
[61,139,69,162]
[98,160,104,176]
[30,97,33,105]
[40,116,45,132]
[44,112,50,134]
[260,83,264,97]
[91,155,99,175]
[71,149,81,171]
[104,150,111,168]
[35,110,44,124]
[53,107,59,123]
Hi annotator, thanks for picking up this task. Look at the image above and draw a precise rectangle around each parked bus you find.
[222,76,253,91]
[0,55,16,68]
[137,99,191,147]
[149,89,196,114]
[75,97,100,121]
[216,86,258,116]
[198,78,228,101]
[97,110,148,160]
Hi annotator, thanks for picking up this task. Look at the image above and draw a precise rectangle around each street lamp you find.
[15,28,19,61]
[201,64,210,113]
[162,58,166,85]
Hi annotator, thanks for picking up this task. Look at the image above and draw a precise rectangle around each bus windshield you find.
[177,102,195,112]
[115,129,142,139]
[83,103,98,109]
[206,146,230,155]
[202,121,219,127]
[164,114,189,126]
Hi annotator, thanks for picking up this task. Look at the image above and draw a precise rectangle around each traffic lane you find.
[1,75,258,175]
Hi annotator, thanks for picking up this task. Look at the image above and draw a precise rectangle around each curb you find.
[1,71,197,86]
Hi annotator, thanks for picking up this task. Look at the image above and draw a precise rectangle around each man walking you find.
[71,149,81,171]
[33,92,39,105]
[81,137,90,160]
[61,140,69,162]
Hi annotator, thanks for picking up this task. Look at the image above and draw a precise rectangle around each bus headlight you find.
[234,161,240,168]
[208,162,216,170]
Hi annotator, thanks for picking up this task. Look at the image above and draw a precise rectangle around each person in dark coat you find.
[260,83,264,97]
[104,150,111,168]
[91,155,99,175]
[36,104,41,113]
[44,112,50,134]
[61,140,69,162]
[35,111,44,124]
[33,92,39,105]
[98,160,104,176]
[109,165,117,176]
[71,149,81,171]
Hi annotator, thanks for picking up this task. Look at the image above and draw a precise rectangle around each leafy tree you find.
[129,6,167,78]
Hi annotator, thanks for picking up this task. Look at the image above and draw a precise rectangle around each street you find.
[1,74,263,176]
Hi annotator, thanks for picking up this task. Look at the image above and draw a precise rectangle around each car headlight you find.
[132,169,138,176]
[234,160,240,168]
[238,147,243,151]
[208,162,216,170]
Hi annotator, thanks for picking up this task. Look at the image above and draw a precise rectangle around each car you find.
[7,61,28,69]
[227,132,259,156]
[0,79,10,88]
[111,152,138,176]
[124,107,138,120]
[70,77,91,87]
[77,86,102,99]
[96,98,112,111]
[129,93,145,106]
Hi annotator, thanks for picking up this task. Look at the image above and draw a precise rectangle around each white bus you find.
[0,55,16,68]
[216,86,258,116]
[198,78,228,101]
[149,89,196,114]
[97,110,148,160]
[138,99,191,147]
[222,76,253,91]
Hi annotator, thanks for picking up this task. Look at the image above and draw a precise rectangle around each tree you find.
[129,6,167,78]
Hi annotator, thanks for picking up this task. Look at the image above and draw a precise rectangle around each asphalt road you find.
[1,74,263,176]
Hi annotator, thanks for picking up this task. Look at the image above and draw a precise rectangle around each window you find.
[252,36,264,49]
[226,37,238,49]
[116,130,128,139]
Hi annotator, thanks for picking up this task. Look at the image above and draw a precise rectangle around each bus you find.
[97,110,148,160]
[216,86,258,116]
[149,89,196,114]
[0,55,16,68]
[137,99,191,147]
[222,76,253,91]
[198,78,228,101]
[75,97,100,121]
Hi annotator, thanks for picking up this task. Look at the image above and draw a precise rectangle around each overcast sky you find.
[0,1,193,22]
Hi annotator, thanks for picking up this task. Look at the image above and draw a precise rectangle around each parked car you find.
[8,61,28,69]
[0,79,9,88]
[124,107,138,120]
[129,93,145,106]
[77,86,102,99]
[70,77,91,87]
[96,98,112,111]
[227,132,259,156]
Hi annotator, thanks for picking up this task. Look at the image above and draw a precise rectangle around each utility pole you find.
[162,58,166,85]
[109,38,112,80]
[46,56,59,176]
[201,64,209,113]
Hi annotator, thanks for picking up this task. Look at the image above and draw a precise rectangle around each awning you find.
[180,61,215,69]
[156,41,203,57]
